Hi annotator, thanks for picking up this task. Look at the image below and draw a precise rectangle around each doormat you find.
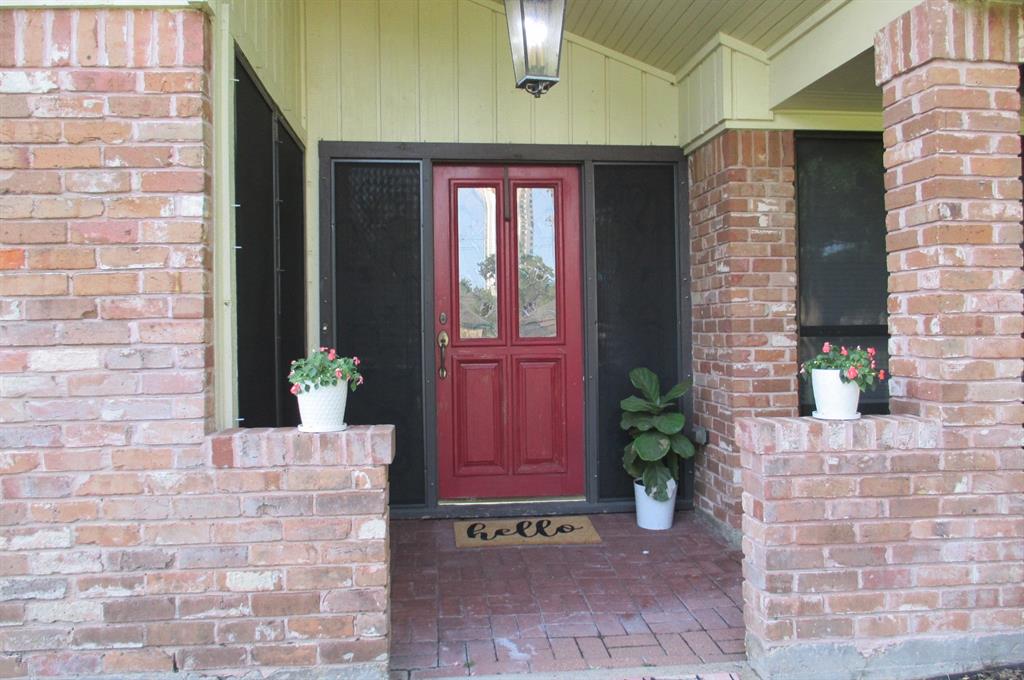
[453,516,601,548]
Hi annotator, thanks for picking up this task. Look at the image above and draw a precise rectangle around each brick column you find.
[688,130,799,537]
[0,8,213,677]
[877,0,1024,443]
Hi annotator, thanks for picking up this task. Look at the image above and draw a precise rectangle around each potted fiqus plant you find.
[620,367,697,530]
[288,347,364,432]
[800,342,886,420]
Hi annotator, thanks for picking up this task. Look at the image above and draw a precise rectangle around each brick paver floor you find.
[389,512,745,678]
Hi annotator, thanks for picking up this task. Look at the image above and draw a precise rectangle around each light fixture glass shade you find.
[504,0,566,97]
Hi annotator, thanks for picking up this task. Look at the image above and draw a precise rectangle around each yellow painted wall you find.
[304,0,677,146]
[228,0,307,139]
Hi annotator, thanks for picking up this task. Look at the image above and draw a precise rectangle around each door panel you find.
[514,357,566,474]
[435,165,583,500]
[454,359,506,474]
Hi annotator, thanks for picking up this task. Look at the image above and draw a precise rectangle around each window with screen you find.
[796,134,889,414]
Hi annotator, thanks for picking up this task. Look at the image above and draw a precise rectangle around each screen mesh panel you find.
[595,164,682,501]
[333,162,424,505]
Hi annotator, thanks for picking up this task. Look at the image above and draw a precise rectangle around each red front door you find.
[434,165,584,500]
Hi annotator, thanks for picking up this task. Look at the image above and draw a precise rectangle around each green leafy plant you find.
[620,367,697,501]
[288,347,363,395]
[800,342,886,392]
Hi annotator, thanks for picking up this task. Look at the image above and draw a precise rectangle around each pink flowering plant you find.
[800,342,886,392]
[287,347,363,395]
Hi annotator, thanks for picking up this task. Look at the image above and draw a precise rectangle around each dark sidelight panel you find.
[333,162,424,505]
[276,120,306,426]
[234,55,305,428]
[595,164,684,501]
[234,61,277,428]
[796,134,889,414]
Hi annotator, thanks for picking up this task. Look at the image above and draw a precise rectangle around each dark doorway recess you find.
[795,132,889,415]
[319,143,691,516]
[234,52,306,428]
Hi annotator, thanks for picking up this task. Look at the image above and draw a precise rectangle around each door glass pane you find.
[458,187,498,339]
[517,187,557,337]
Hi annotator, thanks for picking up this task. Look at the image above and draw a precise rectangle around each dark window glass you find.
[234,64,275,427]
[595,164,686,501]
[796,135,889,414]
[276,119,306,427]
[333,163,424,505]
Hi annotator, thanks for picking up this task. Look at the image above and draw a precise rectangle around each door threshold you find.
[438,495,586,506]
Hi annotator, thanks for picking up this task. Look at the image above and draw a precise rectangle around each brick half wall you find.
[1,426,395,678]
[739,416,1023,680]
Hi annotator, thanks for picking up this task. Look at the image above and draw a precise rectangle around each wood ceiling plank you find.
[662,0,749,73]
[721,0,769,41]
[607,0,664,55]
[621,0,676,55]
[744,0,807,48]
[634,0,709,71]
[587,0,634,48]
[647,0,725,72]
[756,0,827,48]
[564,0,829,76]
[731,0,777,44]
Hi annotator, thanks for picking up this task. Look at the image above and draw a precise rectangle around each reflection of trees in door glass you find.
[518,188,557,337]
[458,187,498,338]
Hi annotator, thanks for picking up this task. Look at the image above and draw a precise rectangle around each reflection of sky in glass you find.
[519,188,555,266]
[458,188,495,287]
[518,187,557,338]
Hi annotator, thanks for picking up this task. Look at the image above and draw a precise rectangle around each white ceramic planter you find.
[634,478,677,530]
[295,380,349,432]
[810,368,860,420]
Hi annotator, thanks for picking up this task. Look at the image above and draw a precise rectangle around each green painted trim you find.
[211,5,238,430]
[681,109,882,154]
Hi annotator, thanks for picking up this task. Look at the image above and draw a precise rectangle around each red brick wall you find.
[739,416,1022,676]
[688,130,799,535]
[0,9,213,463]
[0,425,395,677]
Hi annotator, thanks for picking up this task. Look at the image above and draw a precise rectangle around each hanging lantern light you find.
[504,0,566,98]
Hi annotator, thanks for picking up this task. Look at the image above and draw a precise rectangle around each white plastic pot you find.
[295,380,349,432]
[810,368,860,420]
[634,478,677,530]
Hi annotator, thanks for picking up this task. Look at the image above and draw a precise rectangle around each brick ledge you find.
[736,415,940,455]
[204,425,397,468]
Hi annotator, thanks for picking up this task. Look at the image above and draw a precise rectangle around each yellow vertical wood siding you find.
[229,0,307,138]
[305,0,678,146]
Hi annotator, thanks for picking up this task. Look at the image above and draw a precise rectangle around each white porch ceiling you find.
[564,0,830,75]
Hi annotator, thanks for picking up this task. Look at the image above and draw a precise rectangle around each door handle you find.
[437,330,450,379]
